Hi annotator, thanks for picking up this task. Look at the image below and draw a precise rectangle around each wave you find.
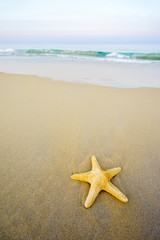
[23,49,110,57]
[136,53,160,61]
[0,48,160,62]
[0,48,14,52]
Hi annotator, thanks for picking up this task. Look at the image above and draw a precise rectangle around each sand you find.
[0,72,160,240]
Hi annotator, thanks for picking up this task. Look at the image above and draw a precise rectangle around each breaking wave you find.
[0,48,160,62]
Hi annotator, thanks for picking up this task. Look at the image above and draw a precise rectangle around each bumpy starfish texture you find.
[71,156,128,208]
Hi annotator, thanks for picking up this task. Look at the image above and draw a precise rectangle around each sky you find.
[0,0,160,44]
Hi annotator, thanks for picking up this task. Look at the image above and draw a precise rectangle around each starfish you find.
[71,155,128,208]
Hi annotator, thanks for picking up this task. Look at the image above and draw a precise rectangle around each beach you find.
[0,72,160,239]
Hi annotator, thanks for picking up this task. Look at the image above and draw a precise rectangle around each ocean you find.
[0,44,160,88]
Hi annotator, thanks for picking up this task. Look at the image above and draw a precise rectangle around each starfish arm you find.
[105,167,121,180]
[84,183,101,208]
[104,182,128,202]
[91,155,101,170]
[71,172,90,182]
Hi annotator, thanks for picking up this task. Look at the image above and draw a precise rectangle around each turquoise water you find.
[0,44,160,62]
[1,48,160,61]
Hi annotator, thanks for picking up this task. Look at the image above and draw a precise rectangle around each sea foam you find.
[0,48,160,63]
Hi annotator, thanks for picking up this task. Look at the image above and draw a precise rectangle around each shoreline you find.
[1,71,160,89]
[0,55,160,88]
[0,72,160,240]
[1,71,160,92]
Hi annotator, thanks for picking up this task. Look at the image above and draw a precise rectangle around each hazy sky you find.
[0,0,160,43]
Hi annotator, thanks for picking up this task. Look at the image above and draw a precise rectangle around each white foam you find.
[0,48,14,52]
[106,52,127,59]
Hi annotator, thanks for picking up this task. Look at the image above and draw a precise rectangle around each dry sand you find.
[0,72,160,240]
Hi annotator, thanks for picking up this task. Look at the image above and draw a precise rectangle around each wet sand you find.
[0,72,160,240]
